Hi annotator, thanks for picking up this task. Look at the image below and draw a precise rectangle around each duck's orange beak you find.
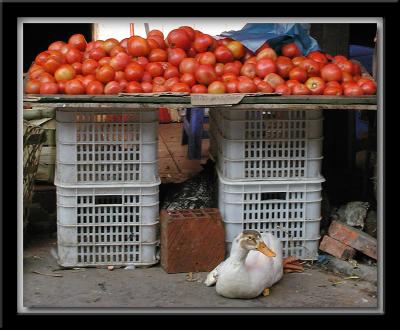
[257,241,276,257]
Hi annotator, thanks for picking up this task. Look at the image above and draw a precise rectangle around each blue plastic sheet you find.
[219,23,321,56]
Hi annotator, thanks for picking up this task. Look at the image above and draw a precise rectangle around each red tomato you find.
[286,79,300,90]
[124,62,144,81]
[299,59,321,77]
[39,82,58,94]
[321,63,343,82]
[263,73,285,89]
[167,29,192,50]
[146,62,164,77]
[226,41,245,59]
[25,79,41,94]
[292,83,311,95]
[148,48,168,62]
[104,81,122,95]
[240,63,257,79]
[65,79,85,95]
[167,48,187,66]
[225,80,238,93]
[38,72,56,84]
[68,34,87,51]
[222,73,238,83]
[191,84,208,93]
[336,60,354,74]
[208,81,226,94]
[323,86,343,96]
[86,81,104,95]
[198,52,217,66]
[96,64,115,83]
[307,51,328,65]
[288,67,307,83]
[88,47,107,61]
[179,58,199,75]
[343,84,364,96]
[165,77,180,90]
[257,81,274,93]
[274,84,291,95]
[357,78,377,95]
[170,82,191,93]
[180,73,196,87]
[292,56,306,66]
[109,52,131,71]
[305,77,326,95]
[141,82,153,93]
[237,80,257,93]
[256,48,277,61]
[281,43,301,58]
[214,46,234,63]
[195,64,217,86]
[127,36,150,57]
[126,81,144,93]
[65,48,83,64]
[255,58,277,78]
[82,59,99,75]
[276,56,294,79]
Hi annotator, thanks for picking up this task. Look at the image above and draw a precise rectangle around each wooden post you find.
[130,23,134,37]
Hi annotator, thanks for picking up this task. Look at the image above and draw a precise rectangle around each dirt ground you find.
[23,237,378,310]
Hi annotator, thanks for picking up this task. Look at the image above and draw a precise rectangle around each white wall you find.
[96,18,248,41]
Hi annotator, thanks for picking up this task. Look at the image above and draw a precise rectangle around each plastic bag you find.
[219,23,320,56]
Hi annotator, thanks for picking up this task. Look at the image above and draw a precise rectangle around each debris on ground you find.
[160,160,217,210]
[107,266,114,271]
[332,201,369,230]
[32,270,63,277]
[185,272,201,282]
[124,265,136,270]
[283,256,304,273]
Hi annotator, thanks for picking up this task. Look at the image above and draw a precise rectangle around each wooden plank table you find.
[24,94,378,111]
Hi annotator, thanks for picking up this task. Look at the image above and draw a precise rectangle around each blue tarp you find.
[219,23,321,56]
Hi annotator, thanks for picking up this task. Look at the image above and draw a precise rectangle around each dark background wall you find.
[23,23,92,72]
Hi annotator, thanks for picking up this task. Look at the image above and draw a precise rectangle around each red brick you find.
[328,221,377,260]
[319,235,357,260]
[160,208,225,274]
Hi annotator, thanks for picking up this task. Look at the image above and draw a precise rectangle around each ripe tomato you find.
[198,52,217,66]
[292,56,306,66]
[48,41,66,52]
[281,43,301,58]
[141,82,153,93]
[321,63,343,82]
[215,63,225,77]
[263,73,285,89]
[288,67,307,83]
[164,66,180,79]
[191,84,208,93]
[256,48,277,61]
[357,78,377,95]
[336,60,354,74]
[305,77,326,95]
[103,38,120,54]
[68,34,87,51]
[82,59,99,75]
[65,79,85,95]
[343,84,364,96]
[42,58,62,74]
[237,80,257,93]
[179,58,199,75]
[223,63,240,76]
[96,64,116,83]
[225,80,239,93]
[165,77,180,90]
[195,64,217,86]
[292,83,311,95]
[222,73,238,83]
[125,81,143,93]
[180,73,196,87]
[214,46,234,63]
[53,64,75,82]
[240,63,257,79]
[193,33,214,53]
[153,76,166,86]
[307,51,328,65]
[227,41,245,59]
[146,62,164,77]
[104,81,121,95]
[257,81,274,93]
[86,81,104,95]
[323,86,343,96]
[276,56,294,79]
[167,48,187,66]
[148,49,168,62]
[39,82,58,94]
[38,72,56,84]
[274,84,291,95]
[286,79,300,90]
[124,62,144,81]
[25,79,41,94]
[128,36,150,57]
[208,81,226,94]
[65,48,83,64]
[88,47,107,61]
[255,58,277,78]
[299,59,320,77]
[167,29,192,50]
[109,52,131,71]
[170,82,191,93]
[326,81,342,89]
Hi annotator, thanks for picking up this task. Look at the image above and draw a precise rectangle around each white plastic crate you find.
[56,109,158,186]
[209,109,323,181]
[56,181,160,267]
[218,173,324,260]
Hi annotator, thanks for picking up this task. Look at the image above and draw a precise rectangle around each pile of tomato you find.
[25,27,377,96]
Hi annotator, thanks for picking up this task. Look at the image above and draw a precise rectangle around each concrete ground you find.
[23,237,377,309]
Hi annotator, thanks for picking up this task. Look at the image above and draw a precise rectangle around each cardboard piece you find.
[190,93,280,107]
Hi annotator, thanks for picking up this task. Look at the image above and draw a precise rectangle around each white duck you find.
[205,230,300,299]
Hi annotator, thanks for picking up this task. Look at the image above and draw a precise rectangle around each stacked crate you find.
[55,108,160,267]
[209,108,325,260]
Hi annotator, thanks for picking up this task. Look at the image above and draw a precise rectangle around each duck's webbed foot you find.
[283,256,304,273]
[262,288,270,296]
